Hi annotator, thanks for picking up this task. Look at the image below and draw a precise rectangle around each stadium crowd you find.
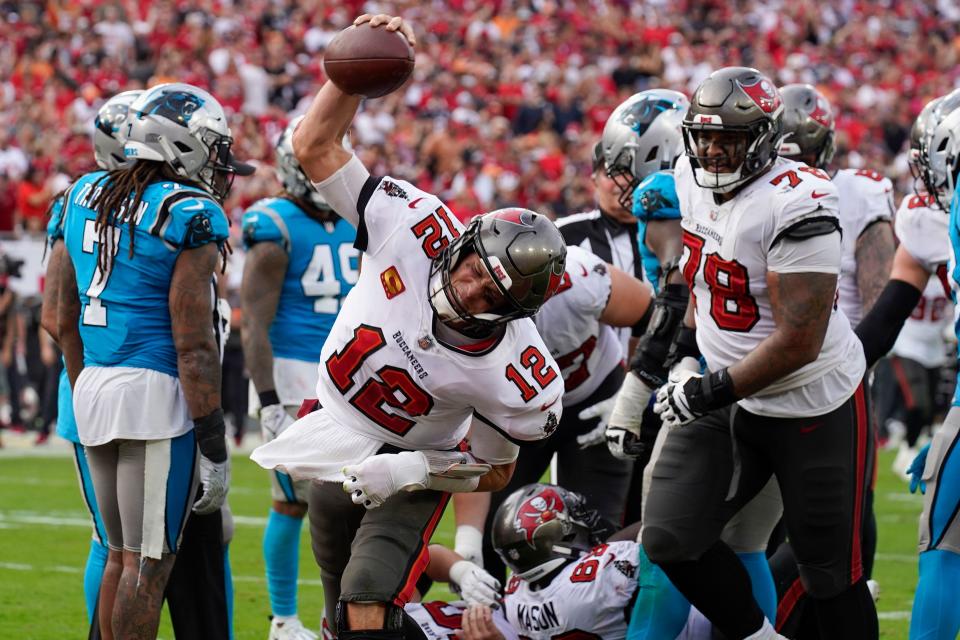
[0,0,959,442]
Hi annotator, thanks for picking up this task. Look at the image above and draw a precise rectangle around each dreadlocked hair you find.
[89,161,164,282]
[89,162,232,278]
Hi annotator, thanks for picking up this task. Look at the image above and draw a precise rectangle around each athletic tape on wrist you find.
[194,409,228,463]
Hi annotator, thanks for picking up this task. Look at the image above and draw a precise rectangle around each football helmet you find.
[683,67,784,193]
[276,115,332,212]
[921,88,960,210]
[491,483,606,582]
[124,83,253,200]
[429,209,566,336]
[908,96,944,191]
[93,90,143,171]
[778,84,835,169]
[600,89,689,210]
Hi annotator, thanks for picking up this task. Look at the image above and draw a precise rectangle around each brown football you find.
[323,23,415,99]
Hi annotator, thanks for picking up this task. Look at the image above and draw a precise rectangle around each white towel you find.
[250,408,381,482]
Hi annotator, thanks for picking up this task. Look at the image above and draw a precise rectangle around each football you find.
[323,22,415,99]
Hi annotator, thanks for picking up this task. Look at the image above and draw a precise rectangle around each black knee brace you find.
[336,601,411,640]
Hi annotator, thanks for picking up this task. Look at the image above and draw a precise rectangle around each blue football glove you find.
[908,443,930,495]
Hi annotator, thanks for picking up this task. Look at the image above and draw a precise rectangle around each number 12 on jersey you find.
[505,345,558,401]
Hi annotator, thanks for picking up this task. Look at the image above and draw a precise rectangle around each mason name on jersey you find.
[675,155,865,417]
[314,175,564,451]
[503,540,639,639]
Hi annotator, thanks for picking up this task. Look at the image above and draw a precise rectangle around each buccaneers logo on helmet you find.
[513,487,566,545]
[738,77,782,114]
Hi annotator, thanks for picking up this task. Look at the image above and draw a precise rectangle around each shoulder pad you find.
[46,194,66,246]
[241,199,291,251]
[633,171,680,222]
[770,215,840,248]
[156,191,230,250]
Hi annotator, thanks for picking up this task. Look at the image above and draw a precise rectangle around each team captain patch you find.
[381,266,406,299]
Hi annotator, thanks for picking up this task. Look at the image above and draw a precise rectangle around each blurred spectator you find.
[14,164,50,234]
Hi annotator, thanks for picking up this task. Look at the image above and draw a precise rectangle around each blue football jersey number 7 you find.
[81,219,121,327]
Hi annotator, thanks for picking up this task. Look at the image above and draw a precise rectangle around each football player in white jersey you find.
[250,14,567,640]
[635,67,876,639]
[489,483,712,640]
[778,84,895,327]
[471,245,654,581]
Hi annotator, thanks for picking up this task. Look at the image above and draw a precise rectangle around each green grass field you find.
[0,447,922,638]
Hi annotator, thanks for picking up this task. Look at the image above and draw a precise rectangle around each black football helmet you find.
[491,483,608,582]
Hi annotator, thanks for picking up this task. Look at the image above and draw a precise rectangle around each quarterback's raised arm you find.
[291,80,360,185]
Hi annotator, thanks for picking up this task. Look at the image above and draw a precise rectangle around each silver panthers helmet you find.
[909,96,944,191]
[683,67,784,193]
[124,83,253,200]
[601,89,689,210]
[778,84,835,169]
[276,115,333,211]
[93,90,143,171]
[491,483,605,583]
[922,88,960,210]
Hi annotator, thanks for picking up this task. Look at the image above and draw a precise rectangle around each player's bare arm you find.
[240,242,287,394]
[40,240,64,341]
[292,14,414,184]
[599,264,653,327]
[888,244,932,290]
[855,220,895,315]
[727,270,837,397]
[854,244,928,367]
[57,252,83,387]
[645,218,686,285]
[170,243,222,418]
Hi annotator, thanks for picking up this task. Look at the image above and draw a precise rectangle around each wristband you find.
[258,389,281,408]
[194,409,228,463]
[685,367,739,414]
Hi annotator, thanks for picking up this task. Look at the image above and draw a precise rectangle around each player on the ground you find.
[241,116,359,640]
[39,89,141,630]
[469,244,653,581]
[57,82,251,640]
[491,483,713,639]
[638,67,876,639]
[251,13,567,639]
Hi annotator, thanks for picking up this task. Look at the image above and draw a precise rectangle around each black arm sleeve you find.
[854,279,923,368]
[628,283,689,388]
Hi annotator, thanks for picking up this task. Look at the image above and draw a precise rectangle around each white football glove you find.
[342,451,430,509]
[449,560,503,609]
[604,372,656,459]
[454,525,485,566]
[260,403,295,443]
[653,357,704,428]
[194,454,229,515]
[575,396,616,449]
